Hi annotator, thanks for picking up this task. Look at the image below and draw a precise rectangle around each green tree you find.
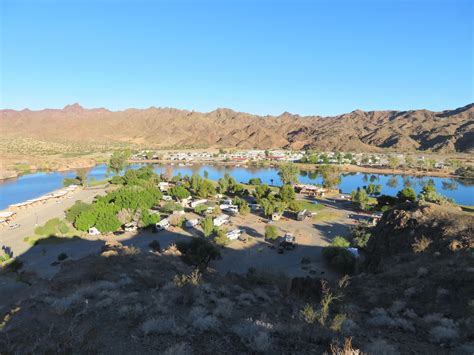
[108,150,131,174]
[169,185,191,201]
[197,179,216,198]
[200,216,214,237]
[66,201,92,222]
[397,186,417,202]
[351,188,369,210]
[248,177,262,185]
[75,209,98,231]
[388,156,400,170]
[254,184,272,201]
[141,209,160,228]
[95,209,121,233]
[279,184,296,202]
[194,204,208,215]
[214,228,230,246]
[260,198,275,217]
[319,165,341,189]
[264,225,279,240]
[278,162,299,185]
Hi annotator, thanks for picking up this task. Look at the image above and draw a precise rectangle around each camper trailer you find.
[226,229,243,240]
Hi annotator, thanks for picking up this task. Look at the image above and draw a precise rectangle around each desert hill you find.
[1,103,473,152]
[0,203,472,353]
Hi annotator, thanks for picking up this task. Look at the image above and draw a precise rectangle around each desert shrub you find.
[173,269,202,287]
[110,175,124,185]
[300,304,317,324]
[332,236,350,248]
[231,320,273,352]
[161,202,184,213]
[57,252,68,261]
[176,238,221,269]
[170,214,185,228]
[323,237,356,272]
[264,225,279,240]
[330,313,347,332]
[412,236,432,253]
[200,216,214,237]
[194,204,208,215]
[214,229,230,246]
[330,337,361,355]
[363,338,398,355]
[351,225,372,249]
[149,240,161,251]
[75,209,99,231]
[169,185,191,200]
[141,209,160,228]
[397,186,417,202]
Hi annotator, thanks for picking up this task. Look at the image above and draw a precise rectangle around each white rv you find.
[226,229,242,240]
[88,227,101,235]
[213,214,230,227]
[162,195,172,201]
[220,204,239,214]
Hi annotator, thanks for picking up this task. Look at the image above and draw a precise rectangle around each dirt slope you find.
[1,103,473,152]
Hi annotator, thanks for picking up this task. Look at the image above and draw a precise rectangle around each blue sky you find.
[1,0,472,116]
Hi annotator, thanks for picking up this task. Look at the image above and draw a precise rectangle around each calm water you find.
[0,163,473,210]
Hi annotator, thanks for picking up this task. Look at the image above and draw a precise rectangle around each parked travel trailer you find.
[155,218,170,231]
[220,204,239,214]
[249,204,262,211]
[226,229,243,240]
[162,195,173,201]
[271,213,282,221]
[213,214,230,227]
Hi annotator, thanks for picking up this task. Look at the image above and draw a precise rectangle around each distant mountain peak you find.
[63,103,84,112]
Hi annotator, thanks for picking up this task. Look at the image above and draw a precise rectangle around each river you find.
[0,163,473,210]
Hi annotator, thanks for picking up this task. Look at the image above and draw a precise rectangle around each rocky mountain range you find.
[1,103,473,152]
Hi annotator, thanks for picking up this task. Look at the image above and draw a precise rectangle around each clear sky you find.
[1,0,472,116]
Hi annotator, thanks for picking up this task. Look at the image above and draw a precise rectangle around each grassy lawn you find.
[312,209,344,223]
[26,218,83,246]
[87,177,111,187]
[296,199,326,212]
